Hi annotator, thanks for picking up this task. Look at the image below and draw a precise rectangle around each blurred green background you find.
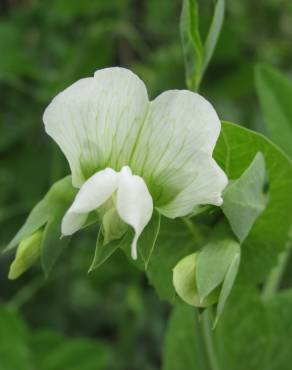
[0,0,292,369]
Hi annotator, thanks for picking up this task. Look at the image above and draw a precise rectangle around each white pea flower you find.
[43,67,227,259]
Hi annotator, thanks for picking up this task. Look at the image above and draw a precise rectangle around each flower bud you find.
[173,253,220,307]
[8,230,43,280]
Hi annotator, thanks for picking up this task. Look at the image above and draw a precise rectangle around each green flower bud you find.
[173,253,220,308]
[8,230,43,280]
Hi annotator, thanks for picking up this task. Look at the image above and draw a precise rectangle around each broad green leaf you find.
[222,152,267,243]
[180,0,203,91]
[255,64,292,157]
[0,307,32,370]
[138,211,161,269]
[162,304,207,370]
[31,330,111,370]
[215,122,292,283]
[214,285,270,370]
[196,233,240,301]
[264,289,292,370]
[41,216,71,277]
[202,0,225,73]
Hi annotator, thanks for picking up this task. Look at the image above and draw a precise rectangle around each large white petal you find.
[61,168,119,235]
[43,68,149,187]
[130,90,227,213]
[116,167,153,259]
[157,154,228,218]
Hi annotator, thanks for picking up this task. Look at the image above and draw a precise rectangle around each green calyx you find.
[102,207,128,245]
[6,176,79,277]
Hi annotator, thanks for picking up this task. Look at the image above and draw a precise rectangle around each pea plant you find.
[4,0,292,369]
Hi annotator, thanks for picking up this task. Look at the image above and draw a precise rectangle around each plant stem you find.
[262,241,291,299]
[201,309,220,370]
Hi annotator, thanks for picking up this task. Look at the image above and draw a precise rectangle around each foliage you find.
[1,0,292,370]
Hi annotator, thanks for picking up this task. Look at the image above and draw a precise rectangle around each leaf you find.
[138,211,161,269]
[264,289,292,370]
[214,285,270,370]
[180,0,225,91]
[148,220,197,302]
[196,234,240,301]
[41,217,71,277]
[222,152,267,243]
[147,218,202,302]
[0,307,32,370]
[162,304,206,370]
[214,121,292,283]
[255,64,292,157]
[5,176,77,252]
[180,0,203,91]
[31,330,111,370]
[5,198,49,251]
[202,0,225,73]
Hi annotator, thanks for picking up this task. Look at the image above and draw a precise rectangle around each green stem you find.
[262,241,291,299]
[201,309,220,370]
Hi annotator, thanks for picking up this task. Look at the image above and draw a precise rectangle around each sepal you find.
[173,222,241,324]
[6,176,78,278]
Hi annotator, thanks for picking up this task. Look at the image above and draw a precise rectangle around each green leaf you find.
[264,289,292,370]
[180,0,203,91]
[214,285,270,370]
[196,232,240,301]
[0,307,32,370]
[41,216,71,277]
[255,64,292,157]
[5,198,49,251]
[162,304,206,370]
[5,176,77,252]
[138,210,161,269]
[222,152,267,243]
[202,0,225,73]
[214,122,292,283]
[180,0,225,91]
[31,330,111,370]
